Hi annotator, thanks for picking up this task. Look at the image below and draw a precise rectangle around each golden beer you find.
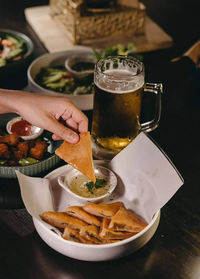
[91,56,145,155]
[91,56,162,159]
[92,82,143,152]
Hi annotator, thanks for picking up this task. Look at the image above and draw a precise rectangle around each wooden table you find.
[0,1,200,278]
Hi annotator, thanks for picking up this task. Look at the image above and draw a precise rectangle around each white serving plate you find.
[27,46,94,111]
[33,162,160,262]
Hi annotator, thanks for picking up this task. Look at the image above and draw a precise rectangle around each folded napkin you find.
[16,173,54,220]
[109,132,183,222]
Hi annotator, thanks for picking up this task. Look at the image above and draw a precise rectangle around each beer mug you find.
[91,56,162,160]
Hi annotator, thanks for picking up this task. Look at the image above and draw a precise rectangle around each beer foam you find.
[95,69,144,94]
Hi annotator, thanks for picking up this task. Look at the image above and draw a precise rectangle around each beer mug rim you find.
[95,55,144,77]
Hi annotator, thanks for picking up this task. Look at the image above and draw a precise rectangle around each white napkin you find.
[109,132,183,222]
[16,172,54,220]
[16,132,183,224]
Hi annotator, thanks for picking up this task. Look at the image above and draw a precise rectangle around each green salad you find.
[0,34,26,67]
[93,43,143,61]
[36,66,94,95]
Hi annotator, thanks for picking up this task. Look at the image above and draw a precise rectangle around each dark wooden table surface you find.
[0,1,200,278]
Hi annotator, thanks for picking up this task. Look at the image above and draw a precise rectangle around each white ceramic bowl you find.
[33,210,160,261]
[32,162,160,261]
[27,46,94,110]
[57,165,117,203]
[65,54,95,80]
[6,116,43,140]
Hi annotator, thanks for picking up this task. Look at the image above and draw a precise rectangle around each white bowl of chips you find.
[34,210,160,261]
[32,163,160,262]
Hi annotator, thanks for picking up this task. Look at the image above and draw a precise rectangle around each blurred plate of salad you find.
[0,29,33,69]
[93,43,143,61]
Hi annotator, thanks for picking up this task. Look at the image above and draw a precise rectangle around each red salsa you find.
[11,120,32,136]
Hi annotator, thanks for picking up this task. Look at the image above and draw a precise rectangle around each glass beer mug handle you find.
[140,83,163,132]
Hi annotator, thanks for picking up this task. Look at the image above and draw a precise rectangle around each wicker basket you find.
[50,0,146,44]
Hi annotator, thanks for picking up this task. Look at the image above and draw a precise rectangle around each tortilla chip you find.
[41,211,87,230]
[100,217,135,240]
[62,227,92,244]
[66,206,101,227]
[83,202,123,218]
[79,224,103,244]
[55,132,96,182]
[108,206,147,233]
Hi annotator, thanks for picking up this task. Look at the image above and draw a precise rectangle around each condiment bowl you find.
[65,54,95,80]
[57,165,117,203]
[6,116,44,140]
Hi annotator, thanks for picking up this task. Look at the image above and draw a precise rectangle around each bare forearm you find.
[0,89,33,114]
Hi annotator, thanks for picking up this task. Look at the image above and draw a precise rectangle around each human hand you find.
[12,92,88,143]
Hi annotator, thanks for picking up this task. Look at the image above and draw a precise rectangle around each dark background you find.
[0,1,200,278]
[1,0,199,54]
